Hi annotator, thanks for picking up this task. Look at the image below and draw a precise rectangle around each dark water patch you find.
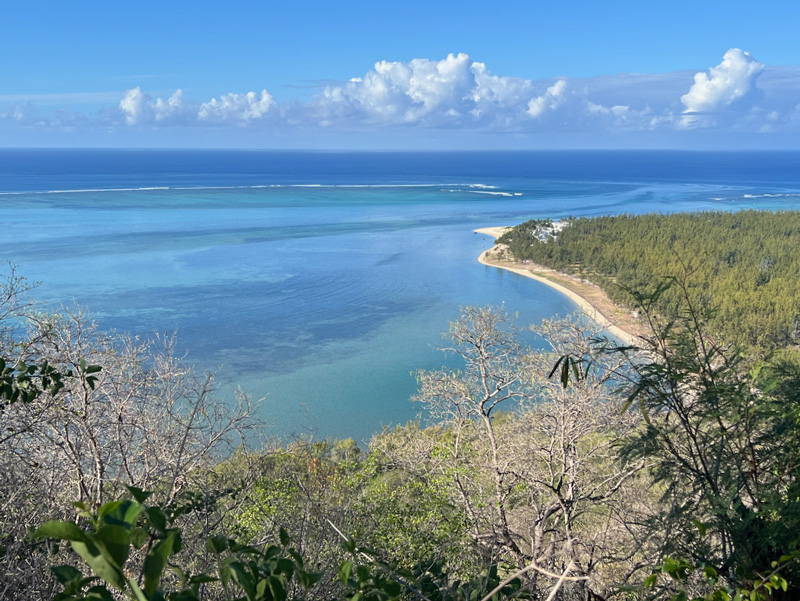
[83,275,422,376]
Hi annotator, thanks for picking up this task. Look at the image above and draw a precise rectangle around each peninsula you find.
[485,211,800,354]
[476,226,642,345]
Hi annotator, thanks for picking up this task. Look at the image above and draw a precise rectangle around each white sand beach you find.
[475,227,640,346]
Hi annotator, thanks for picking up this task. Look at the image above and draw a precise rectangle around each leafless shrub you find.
[0,274,262,599]
[405,307,657,599]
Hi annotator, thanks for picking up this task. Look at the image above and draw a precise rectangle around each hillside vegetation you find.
[3,245,800,600]
[497,210,800,352]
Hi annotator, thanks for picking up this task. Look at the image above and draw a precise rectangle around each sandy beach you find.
[475,227,641,346]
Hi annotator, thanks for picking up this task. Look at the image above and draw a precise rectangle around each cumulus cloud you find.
[311,53,476,125]
[119,87,186,125]
[198,90,275,123]
[4,49,798,142]
[119,87,148,124]
[118,87,274,126]
[680,49,764,127]
[309,53,568,129]
[153,90,185,122]
[527,80,568,118]
[401,53,473,117]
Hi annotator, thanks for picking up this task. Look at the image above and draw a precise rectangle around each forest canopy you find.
[497,210,800,352]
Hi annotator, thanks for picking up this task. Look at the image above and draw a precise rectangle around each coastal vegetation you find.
[3,207,800,601]
[497,211,800,353]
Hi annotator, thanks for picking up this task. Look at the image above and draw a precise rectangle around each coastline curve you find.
[475,227,640,347]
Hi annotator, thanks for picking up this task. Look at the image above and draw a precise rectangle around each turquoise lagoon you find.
[2,150,799,442]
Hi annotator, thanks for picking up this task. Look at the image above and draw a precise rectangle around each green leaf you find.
[339,560,353,584]
[126,486,152,504]
[226,561,256,600]
[170,591,201,601]
[50,564,84,585]
[276,558,294,579]
[145,506,167,532]
[96,501,122,523]
[130,527,148,549]
[268,575,286,601]
[279,527,289,547]
[297,569,321,589]
[547,356,564,380]
[82,585,116,600]
[288,549,304,567]
[103,500,142,528]
[70,538,127,591]
[34,520,89,542]
[144,530,179,596]
[692,520,708,537]
[93,525,132,568]
[638,396,651,424]
[187,573,217,585]
[355,565,370,583]
[703,565,718,580]
[561,358,570,388]
[256,578,268,600]
[206,535,228,554]
[128,578,149,601]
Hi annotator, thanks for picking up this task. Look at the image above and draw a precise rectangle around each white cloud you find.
[5,50,800,143]
[308,53,576,129]
[403,53,473,115]
[119,87,149,125]
[153,90,185,122]
[198,90,275,123]
[119,87,186,125]
[681,49,764,116]
[118,87,274,126]
[527,80,567,118]
[311,53,476,125]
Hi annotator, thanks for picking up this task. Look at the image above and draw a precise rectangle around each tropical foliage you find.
[3,221,800,600]
[497,210,800,352]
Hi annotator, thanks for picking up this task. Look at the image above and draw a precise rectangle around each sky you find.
[3,0,800,149]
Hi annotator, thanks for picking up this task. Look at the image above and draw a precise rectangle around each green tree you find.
[600,283,800,593]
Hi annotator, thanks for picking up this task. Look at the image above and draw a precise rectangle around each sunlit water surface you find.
[2,150,799,442]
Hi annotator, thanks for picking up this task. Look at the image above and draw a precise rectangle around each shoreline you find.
[475,227,641,346]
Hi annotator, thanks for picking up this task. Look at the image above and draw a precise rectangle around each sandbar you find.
[475,227,641,346]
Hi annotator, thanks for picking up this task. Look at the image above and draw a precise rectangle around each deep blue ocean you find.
[2,149,799,443]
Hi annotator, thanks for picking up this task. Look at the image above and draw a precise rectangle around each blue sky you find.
[3,0,800,149]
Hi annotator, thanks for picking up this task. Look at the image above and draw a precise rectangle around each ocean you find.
[2,149,799,442]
